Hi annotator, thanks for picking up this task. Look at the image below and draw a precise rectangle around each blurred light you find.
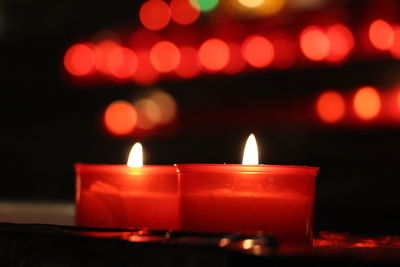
[199,38,230,72]
[140,0,171,31]
[389,25,400,59]
[104,101,137,135]
[353,86,381,120]
[271,38,296,69]
[94,40,120,74]
[242,134,258,165]
[316,91,345,123]
[64,44,95,76]
[326,24,354,63]
[242,239,254,250]
[369,19,394,50]
[242,35,274,68]
[223,43,246,74]
[150,41,181,73]
[190,0,218,12]
[132,51,160,85]
[175,46,201,78]
[127,143,143,168]
[150,90,177,124]
[135,99,162,130]
[238,0,264,8]
[300,26,330,61]
[170,0,200,25]
[258,0,285,15]
[107,47,139,79]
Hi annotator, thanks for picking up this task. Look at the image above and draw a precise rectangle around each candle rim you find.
[74,163,176,174]
[175,163,319,175]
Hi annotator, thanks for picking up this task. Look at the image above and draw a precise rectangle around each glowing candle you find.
[75,143,179,230]
[177,134,318,247]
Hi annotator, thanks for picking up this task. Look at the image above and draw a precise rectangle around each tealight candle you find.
[177,134,318,247]
[75,143,179,230]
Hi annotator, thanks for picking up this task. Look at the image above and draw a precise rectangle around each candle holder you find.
[176,164,318,247]
[75,164,179,230]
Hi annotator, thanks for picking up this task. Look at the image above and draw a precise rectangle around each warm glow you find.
[175,46,201,78]
[150,41,181,73]
[64,44,95,76]
[94,40,120,74]
[132,50,160,85]
[135,99,162,130]
[258,0,285,15]
[150,90,178,124]
[238,0,264,8]
[389,25,400,59]
[127,143,143,167]
[369,19,394,50]
[271,37,296,69]
[242,134,258,165]
[107,47,139,79]
[170,0,200,25]
[104,101,137,135]
[223,43,246,74]
[242,35,274,68]
[316,91,345,123]
[326,24,354,63]
[198,38,230,72]
[300,26,330,61]
[353,86,381,120]
[140,0,171,31]
[242,239,254,249]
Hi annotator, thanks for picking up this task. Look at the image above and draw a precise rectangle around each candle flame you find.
[127,142,143,167]
[242,134,259,165]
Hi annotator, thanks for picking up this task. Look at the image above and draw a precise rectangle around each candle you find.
[177,134,318,247]
[75,143,179,230]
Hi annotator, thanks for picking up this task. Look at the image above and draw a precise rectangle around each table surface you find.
[1,199,400,266]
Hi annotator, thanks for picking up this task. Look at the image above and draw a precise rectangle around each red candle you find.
[75,143,179,230]
[177,135,318,247]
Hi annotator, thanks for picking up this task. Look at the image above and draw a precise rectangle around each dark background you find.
[1,0,400,235]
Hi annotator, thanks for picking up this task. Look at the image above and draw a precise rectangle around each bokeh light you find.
[150,41,181,73]
[198,38,230,72]
[258,0,285,15]
[326,24,354,63]
[132,50,160,85]
[64,43,95,76]
[170,0,200,25]
[369,19,394,50]
[189,0,218,12]
[104,100,137,135]
[94,40,120,74]
[107,47,138,79]
[242,35,274,68]
[353,86,381,120]
[238,0,264,8]
[389,25,400,59]
[135,99,162,130]
[316,91,345,123]
[150,90,177,124]
[300,26,330,61]
[175,46,201,78]
[140,0,171,31]
[223,43,246,74]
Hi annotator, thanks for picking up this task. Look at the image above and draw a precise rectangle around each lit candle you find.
[75,143,179,230]
[177,134,318,247]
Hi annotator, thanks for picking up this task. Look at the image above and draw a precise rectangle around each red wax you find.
[177,164,318,246]
[75,164,179,230]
